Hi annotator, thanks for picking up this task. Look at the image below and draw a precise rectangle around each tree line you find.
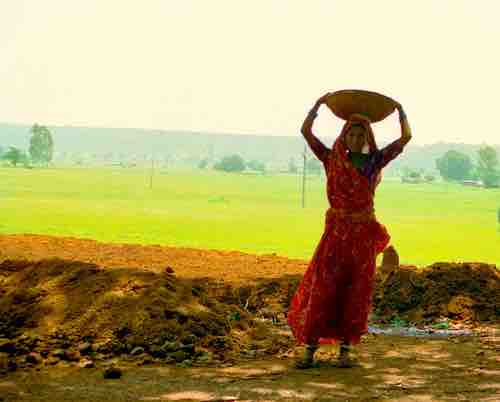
[435,146,499,187]
[198,155,267,173]
[198,153,323,175]
[1,124,498,188]
[210,146,499,189]
[0,124,54,167]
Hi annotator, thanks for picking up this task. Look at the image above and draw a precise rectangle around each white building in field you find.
[462,180,484,187]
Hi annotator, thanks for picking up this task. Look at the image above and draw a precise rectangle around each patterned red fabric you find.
[287,114,399,346]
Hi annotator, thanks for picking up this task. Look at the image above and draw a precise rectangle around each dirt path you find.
[2,331,499,401]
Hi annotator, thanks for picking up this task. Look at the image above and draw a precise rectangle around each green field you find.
[1,167,499,266]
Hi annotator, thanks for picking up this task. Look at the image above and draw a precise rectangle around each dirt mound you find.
[373,262,500,324]
[0,234,308,284]
[0,258,298,373]
[0,234,499,374]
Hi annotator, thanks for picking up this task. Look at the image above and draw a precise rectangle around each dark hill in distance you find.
[1,122,498,174]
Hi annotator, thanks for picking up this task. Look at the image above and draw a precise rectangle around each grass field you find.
[0,166,498,266]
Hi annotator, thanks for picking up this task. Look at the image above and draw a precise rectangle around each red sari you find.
[287,114,403,346]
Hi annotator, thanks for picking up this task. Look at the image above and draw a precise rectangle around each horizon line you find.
[1,120,499,148]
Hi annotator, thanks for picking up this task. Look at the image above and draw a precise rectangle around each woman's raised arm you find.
[301,94,332,163]
[395,102,412,146]
[376,102,413,169]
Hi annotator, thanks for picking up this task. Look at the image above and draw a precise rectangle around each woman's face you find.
[345,125,367,152]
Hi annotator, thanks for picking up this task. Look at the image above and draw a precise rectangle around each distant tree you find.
[478,146,498,171]
[29,124,54,166]
[477,146,499,188]
[435,150,473,181]
[246,159,266,172]
[288,158,297,173]
[401,166,411,178]
[468,166,480,181]
[198,158,209,169]
[481,171,500,188]
[306,157,322,175]
[400,166,422,179]
[3,146,27,166]
[401,167,424,183]
[213,154,245,172]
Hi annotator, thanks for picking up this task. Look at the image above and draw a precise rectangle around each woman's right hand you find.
[315,92,334,107]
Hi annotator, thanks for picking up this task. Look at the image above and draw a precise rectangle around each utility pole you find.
[149,153,154,189]
[301,144,307,208]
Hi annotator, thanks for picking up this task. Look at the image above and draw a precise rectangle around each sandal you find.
[334,355,360,368]
[294,358,320,369]
[294,344,319,369]
[334,342,359,368]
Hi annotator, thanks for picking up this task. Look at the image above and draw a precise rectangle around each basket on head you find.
[324,89,397,123]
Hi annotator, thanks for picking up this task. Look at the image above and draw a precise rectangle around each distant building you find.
[462,180,483,187]
[401,176,422,184]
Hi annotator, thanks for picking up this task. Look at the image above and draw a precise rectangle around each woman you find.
[287,92,412,369]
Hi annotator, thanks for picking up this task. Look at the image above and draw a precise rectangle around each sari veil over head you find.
[336,113,378,153]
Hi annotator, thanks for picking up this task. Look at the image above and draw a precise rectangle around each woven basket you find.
[325,89,397,123]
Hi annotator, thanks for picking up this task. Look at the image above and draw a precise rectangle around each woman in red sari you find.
[288,92,412,368]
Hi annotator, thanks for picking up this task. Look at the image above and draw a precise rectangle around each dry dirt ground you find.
[0,234,499,402]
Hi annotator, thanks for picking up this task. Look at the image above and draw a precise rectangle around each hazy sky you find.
[2,0,499,145]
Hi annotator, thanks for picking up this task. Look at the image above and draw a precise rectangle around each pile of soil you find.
[373,262,500,324]
[0,234,498,375]
[0,258,298,374]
